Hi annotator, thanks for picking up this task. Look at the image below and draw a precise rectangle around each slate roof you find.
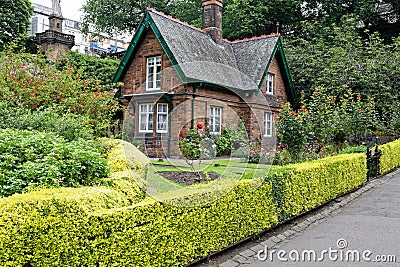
[148,9,279,91]
[114,9,288,93]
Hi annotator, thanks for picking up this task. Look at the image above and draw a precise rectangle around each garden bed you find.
[156,171,221,186]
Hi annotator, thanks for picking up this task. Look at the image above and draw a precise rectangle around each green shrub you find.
[339,145,367,154]
[0,129,109,196]
[379,139,400,174]
[56,50,120,85]
[0,153,367,266]
[0,102,93,141]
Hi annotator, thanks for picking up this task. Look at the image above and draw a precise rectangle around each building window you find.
[139,104,154,132]
[209,106,222,135]
[266,73,274,95]
[146,56,161,90]
[264,112,273,137]
[157,103,168,133]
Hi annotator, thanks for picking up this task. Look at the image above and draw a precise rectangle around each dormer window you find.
[266,73,274,95]
[146,56,161,90]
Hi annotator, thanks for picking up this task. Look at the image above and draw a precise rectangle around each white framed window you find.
[139,104,154,132]
[156,103,168,133]
[266,73,274,95]
[146,56,161,90]
[209,106,222,135]
[264,112,273,137]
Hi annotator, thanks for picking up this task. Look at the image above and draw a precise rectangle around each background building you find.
[30,3,128,56]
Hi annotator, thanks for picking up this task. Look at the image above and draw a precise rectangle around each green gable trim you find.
[112,11,187,85]
[255,38,297,105]
[112,16,147,83]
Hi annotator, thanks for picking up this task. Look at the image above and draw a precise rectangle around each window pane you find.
[140,114,147,130]
[148,114,153,130]
[158,104,167,113]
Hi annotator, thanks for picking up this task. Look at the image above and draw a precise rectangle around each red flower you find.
[290,111,296,115]
[297,117,302,121]
[359,109,363,113]
[179,131,185,138]
[197,123,203,129]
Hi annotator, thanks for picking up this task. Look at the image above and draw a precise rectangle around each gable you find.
[120,29,180,96]
[113,9,296,103]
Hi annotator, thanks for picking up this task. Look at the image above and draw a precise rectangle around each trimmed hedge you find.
[101,138,149,202]
[379,139,400,174]
[0,152,367,266]
[270,154,367,221]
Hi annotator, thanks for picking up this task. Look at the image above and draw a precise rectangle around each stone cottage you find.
[113,0,296,157]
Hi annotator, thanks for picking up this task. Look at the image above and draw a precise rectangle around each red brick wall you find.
[119,28,288,157]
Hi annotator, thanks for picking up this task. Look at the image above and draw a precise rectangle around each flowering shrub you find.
[246,143,272,164]
[0,51,122,135]
[276,87,377,164]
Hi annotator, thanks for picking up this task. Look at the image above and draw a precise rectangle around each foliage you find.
[0,152,368,266]
[285,16,400,114]
[379,139,400,174]
[272,153,366,220]
[0,0,33,51]
[246,143,271,164]
[210,119,248,157]
[276,103,310,162]
[81,0,399,42]
[276,88,377,163]
[339,146,367,155]
[0,51,122,135]
[56,51,120,85]
[179,129,203,161]
[0,129,109,197]
[0,102,93,141]
[223,0,303,40]
[99,138,149,201]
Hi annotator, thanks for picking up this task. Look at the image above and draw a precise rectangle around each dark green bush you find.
[56,50,120,85]
[0,102,93,141]
[0,128,109,196]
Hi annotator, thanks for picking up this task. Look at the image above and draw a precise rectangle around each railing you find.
[36,30,75,45]
[366,143,381,181]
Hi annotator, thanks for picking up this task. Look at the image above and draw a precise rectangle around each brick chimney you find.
[202,0,223,45]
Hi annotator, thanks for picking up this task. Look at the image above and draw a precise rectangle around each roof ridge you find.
[147,8,206,33]
[230,33,280,43]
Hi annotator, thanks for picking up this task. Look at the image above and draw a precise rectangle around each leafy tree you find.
[284,16,400,113]
[0,0,33,50]
[223,0,303,40]
[81,0,172,35]
[301,0,400,40]
[56,51,120,85]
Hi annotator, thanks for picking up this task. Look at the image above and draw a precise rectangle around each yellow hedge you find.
[0,152,368,266]
[379,139,400,174]
[101,138,149,201]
